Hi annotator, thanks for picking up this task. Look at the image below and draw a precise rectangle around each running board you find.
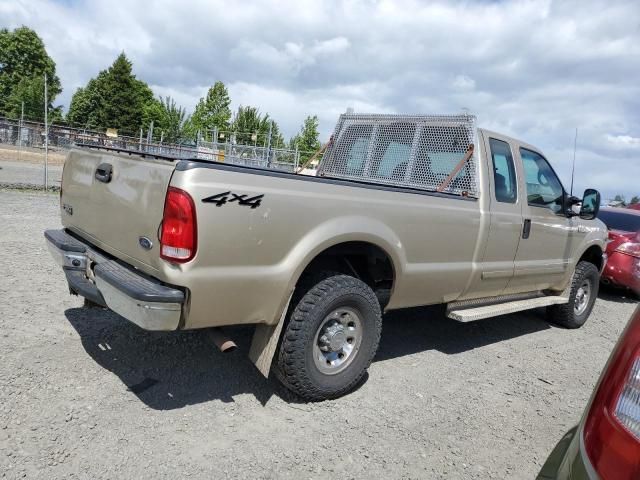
[446,296,569,322]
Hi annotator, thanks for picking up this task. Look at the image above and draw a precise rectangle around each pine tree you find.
[100,54,152,134]
[66,53,154,135]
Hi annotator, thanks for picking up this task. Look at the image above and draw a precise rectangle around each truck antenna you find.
[570,128,578,196]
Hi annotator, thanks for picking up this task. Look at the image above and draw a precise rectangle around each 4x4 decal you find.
[202,191,264,209]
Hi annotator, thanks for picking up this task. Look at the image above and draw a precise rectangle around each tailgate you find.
[60,148,175,274]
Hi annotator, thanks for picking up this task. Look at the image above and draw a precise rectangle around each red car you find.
[597,207,640,294]
[538,306,640,479]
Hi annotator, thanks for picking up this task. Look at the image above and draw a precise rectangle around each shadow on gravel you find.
[597,285,639,304]
[376,305,551,362]
[64,307,285,410]
[65,303,551,408]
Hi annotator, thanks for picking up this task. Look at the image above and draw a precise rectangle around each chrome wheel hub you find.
[319,323,347,352]
[313,307,363,375]
[574,280,591,315]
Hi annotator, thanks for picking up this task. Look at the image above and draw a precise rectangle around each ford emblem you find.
[138,236,153,250]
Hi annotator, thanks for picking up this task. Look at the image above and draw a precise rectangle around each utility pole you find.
[44,73,49,191]
[570,128,578,197]
[265,120,273,166]
[147,121,154,144]
[18,101,24,161]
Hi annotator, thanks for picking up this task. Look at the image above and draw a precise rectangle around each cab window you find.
[489,138,517,203]
[370,123,416,180]
[520,148,564,213]
[330,124,373,175]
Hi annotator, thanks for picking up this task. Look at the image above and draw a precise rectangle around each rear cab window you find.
[488,138,517,203]
[329,124,374,176]
[370,122,416,180]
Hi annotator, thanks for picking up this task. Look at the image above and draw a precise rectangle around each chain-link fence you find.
[0,118,318,189]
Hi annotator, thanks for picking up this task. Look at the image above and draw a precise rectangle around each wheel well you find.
[579,245,604,271]
[299,242,395,308]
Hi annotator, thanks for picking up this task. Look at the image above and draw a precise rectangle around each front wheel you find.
[276,273,382,401]
[547,261,599,328]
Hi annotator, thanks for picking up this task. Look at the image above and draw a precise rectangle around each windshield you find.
[597,209,640,232]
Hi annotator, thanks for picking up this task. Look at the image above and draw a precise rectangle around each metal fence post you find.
[265,120,273,167]
[44,73,49,191]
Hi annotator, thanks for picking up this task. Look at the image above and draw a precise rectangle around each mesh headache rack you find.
[317,113,479,197]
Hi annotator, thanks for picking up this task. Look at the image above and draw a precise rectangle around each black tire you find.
[276,273,382,401]
[547,261,599,328]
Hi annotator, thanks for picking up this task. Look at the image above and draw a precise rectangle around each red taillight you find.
[160,187,197,263]
[583,307,640,479]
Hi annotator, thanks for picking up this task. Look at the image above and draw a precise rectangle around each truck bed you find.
[59,145,483,329]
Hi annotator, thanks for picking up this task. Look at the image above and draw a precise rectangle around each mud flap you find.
[249,293,292,378]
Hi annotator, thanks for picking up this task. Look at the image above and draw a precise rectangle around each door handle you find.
[522,219,531,239]
[95,163,112,183]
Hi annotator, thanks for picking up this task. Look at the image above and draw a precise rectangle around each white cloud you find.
[1,0,639,199]
[606,134,640,149]
[452,75,475,91]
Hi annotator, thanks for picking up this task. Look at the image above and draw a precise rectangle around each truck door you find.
[468,133,523,297]
[505,146,572,293]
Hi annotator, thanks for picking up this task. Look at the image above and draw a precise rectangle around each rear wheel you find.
[276,273,382,401]
[548,261,599,328]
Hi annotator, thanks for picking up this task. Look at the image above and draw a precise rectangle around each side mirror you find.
[579,188,600,220]
[564,195,581,216]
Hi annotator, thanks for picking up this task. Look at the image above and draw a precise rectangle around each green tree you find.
[0,26,62,120]
[142,96,188,143]
[5,75,63,122]
[66,53,154,135]
[230,106,264,144]
[100,53,153,134]
[141,98,166,136]
[630,195,640,205]
[290,115,321,162]
[226,105,285,148]
[187,81,232,140]
[270,121,286,149]
[66,72,107,128]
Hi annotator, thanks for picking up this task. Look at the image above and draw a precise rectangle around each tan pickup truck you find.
[45,114,607,400]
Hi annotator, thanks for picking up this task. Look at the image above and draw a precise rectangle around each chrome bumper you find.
[44,229,184,331]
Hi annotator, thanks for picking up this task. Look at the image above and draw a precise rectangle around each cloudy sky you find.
[2,0,639,199]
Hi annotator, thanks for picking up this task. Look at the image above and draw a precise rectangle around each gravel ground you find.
[0,189,637,479]
[0,160,62,189]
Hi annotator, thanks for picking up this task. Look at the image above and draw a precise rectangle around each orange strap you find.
[296,143,328,174]
[436,144,474,192]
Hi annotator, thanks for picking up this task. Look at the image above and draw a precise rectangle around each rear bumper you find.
[537,426,595,480]
[45,229,185,331]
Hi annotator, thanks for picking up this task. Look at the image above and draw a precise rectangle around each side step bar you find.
[447,295,569,322]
